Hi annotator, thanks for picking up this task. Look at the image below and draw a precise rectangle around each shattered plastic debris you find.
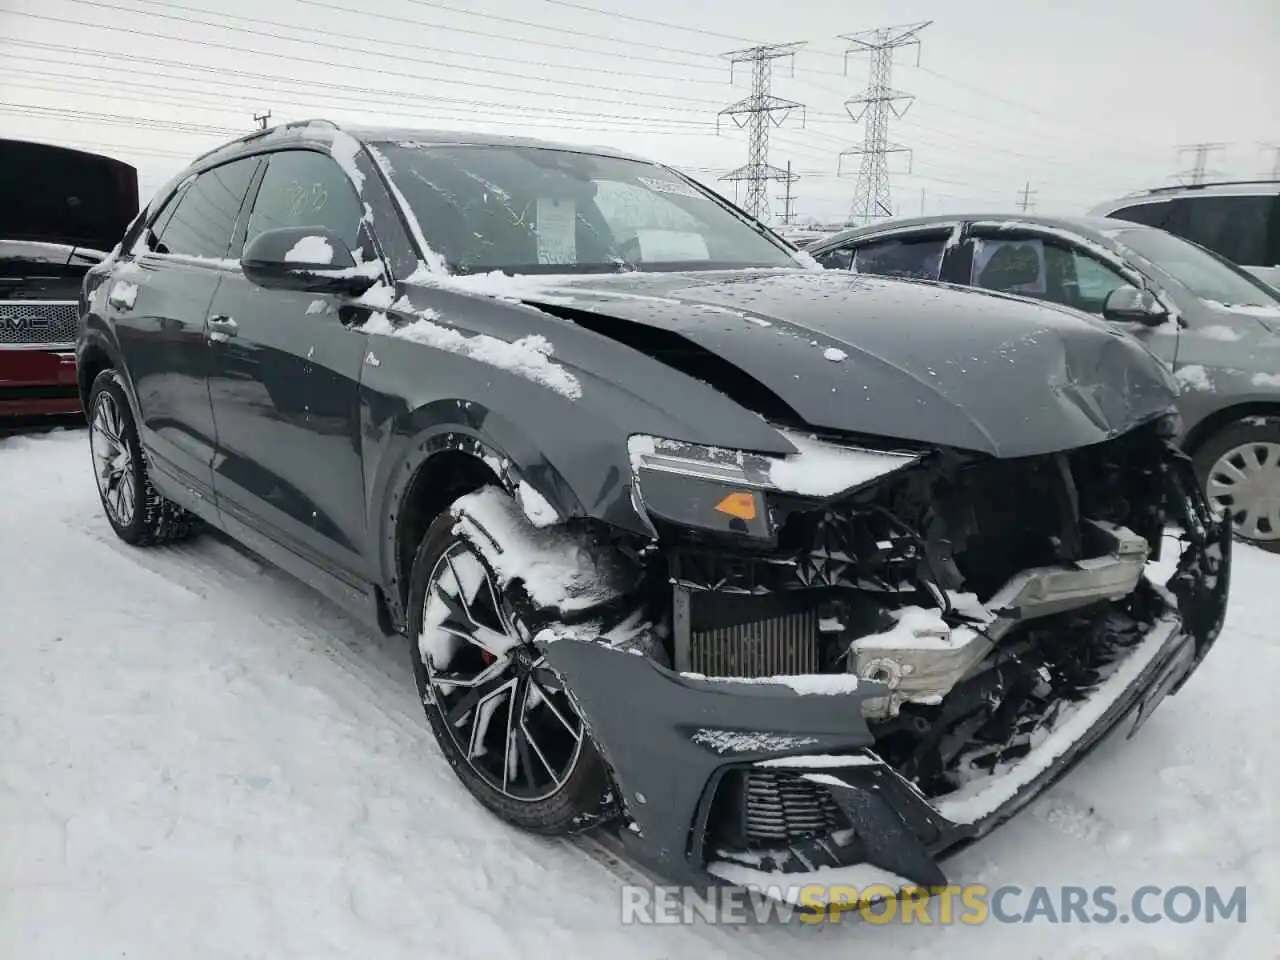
[936,617,1182,824]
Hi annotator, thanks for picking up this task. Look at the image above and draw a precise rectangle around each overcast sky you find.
[2,0,1276,224]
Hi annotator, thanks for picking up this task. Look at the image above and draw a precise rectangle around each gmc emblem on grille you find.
[0,313,52,332]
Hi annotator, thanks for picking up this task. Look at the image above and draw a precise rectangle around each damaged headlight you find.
[627,430,923,537]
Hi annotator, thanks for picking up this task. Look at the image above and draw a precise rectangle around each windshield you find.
[373,142,799,274]
[1111,226,1280,308]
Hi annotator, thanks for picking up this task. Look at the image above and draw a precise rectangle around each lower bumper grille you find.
[690,608,818,678]
[745,770,845,845]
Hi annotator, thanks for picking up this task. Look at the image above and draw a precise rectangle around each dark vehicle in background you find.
[808,214,1280,553]
[0,139,138,418]
[1090,181,1280,291]
[78,120,1230,904]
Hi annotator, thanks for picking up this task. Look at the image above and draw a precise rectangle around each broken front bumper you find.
[542,456,1233,895]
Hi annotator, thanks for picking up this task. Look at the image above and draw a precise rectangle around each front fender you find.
[75,314,138,421]
[365,399,621,611]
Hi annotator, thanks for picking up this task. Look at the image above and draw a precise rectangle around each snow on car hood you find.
[501,268,1179,458]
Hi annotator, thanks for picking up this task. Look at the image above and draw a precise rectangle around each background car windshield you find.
[375,142,797,274]
[1113,227,1279,307]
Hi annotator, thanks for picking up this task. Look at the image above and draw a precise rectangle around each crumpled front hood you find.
[505,268,1179,458]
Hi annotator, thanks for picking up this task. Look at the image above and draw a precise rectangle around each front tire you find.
[88,368,198,547]
[407,490,614,834]
[1192,415,1280,553]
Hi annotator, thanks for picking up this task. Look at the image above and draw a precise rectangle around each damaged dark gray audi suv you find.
[77,120,1232,906]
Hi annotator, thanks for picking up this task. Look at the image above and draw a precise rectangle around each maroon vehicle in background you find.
[1,139,138,417]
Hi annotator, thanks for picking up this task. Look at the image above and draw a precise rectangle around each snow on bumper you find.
[541,514,1232,895]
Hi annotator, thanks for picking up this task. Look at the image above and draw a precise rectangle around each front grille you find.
[689,608,818,678]
[742,770,847,846]
[0,301,78,346]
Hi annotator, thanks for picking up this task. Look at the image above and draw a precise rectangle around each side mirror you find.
[240,226,376,296]
[1102,284,1169,326]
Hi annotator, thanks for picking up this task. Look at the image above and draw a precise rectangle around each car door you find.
[106,156,262,501]
[812,226,957,282]
[205,147,377,584]
[964,223,1180,369]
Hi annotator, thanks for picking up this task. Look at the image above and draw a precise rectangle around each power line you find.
[1176,143,1227,185]
[1017,180,1037,212]
[716,42,807,222]
[2,70,704,137]
[837,21,930,227]
[5,6,732,116]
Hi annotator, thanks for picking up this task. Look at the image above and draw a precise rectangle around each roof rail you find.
[189,118,343,165]
[1143,178,1280,195]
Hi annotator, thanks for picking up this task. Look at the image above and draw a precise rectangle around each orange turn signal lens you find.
[714,491,757,521]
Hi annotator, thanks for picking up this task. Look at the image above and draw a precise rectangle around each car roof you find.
[189,118,653,173]
[810,213,1151,250]
[1088,180,1280,215]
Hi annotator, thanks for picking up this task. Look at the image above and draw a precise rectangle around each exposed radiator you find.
[689,608,819,678]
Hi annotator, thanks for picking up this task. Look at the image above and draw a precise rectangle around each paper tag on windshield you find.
[636,229,709,262]
[536,198,576,265]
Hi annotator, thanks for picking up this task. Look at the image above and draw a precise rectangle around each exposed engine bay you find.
[611,415,1215,816]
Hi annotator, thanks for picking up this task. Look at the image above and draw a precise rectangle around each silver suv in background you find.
[806,214,1280,552]
[1089,181,1280,290]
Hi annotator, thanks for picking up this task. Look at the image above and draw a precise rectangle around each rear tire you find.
[87,368,199,547]
[407,488,615,834]
[1192,415,1280,554]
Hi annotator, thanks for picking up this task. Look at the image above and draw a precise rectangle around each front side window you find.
[1175,195,1271,266]
[242,149,365,255]
[971,234,1130,314]
[851,234,947,281]
[1112,226,1280,308]
[149,157,259,259]
[371,142,798,274]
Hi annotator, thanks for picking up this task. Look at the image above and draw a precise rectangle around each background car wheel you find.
[1192,415,1280,554]
[88,368,199,547]
[407,490,614,834]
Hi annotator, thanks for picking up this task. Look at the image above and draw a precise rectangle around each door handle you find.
[207,314,238,342]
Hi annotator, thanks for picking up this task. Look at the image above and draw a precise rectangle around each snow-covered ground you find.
[2,426,1276,959]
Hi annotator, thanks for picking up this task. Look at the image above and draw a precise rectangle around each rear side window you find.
[1174,195,1271,267]
[1106,199,1173,229]
[851,234,947,280]
[150,157,259,259]
[242,149,365,255]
